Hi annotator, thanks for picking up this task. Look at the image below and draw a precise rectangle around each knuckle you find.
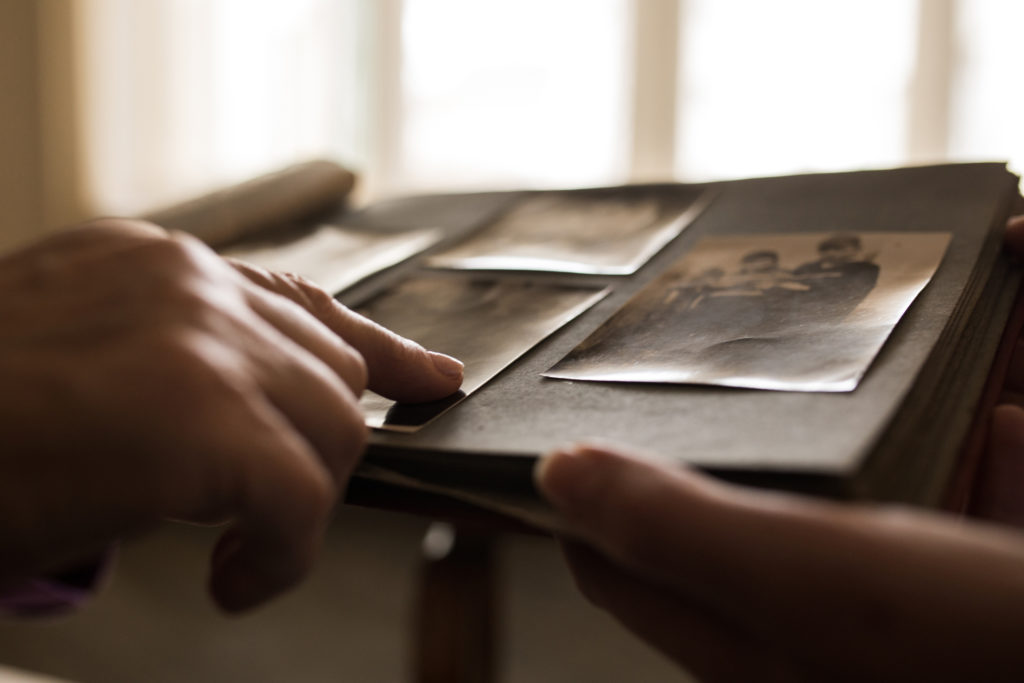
[151,233,228,282]
[136,241,209,290]
[268,271,304,301]
[227,257,276,290]
[150,233,203,268]
[286,273,338,320]
[139,244,244,316]
[388,333,431,368]
[359,316,435,379]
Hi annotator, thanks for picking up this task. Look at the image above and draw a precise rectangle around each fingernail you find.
[430,352,464,379]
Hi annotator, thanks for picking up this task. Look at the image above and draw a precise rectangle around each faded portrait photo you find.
[356,275,607,431]
[225,223,443,294]
[427,190,710,275]
[546,232,951,392]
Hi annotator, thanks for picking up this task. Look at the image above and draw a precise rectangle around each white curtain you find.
[64,0,1024,218]
[75,0,367,215]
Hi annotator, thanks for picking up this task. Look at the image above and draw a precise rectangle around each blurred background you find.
[3,0,1024,251]
[1,1,1023,681]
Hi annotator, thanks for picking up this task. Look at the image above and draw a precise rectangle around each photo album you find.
[187,161,1023,531]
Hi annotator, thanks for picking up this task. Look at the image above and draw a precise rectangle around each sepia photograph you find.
[426,190,711,275]
[357,275,608,431]
[545,231,952,392]
[224,223,443,294]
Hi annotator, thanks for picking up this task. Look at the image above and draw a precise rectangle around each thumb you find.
[1005,215,1024,260]
[533,443,744,597]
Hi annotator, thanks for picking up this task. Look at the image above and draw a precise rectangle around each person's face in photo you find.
[740,253,779,274]
[819,241,860,267]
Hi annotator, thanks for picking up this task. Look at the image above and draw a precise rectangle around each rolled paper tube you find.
[143,160,357,248]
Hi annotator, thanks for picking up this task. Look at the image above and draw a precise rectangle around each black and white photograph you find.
[224,223,443,294]
[426,191,711,275]
[545,231,952,392]
[357,275,608,431]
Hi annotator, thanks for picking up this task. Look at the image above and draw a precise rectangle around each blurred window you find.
[66,0,1024,217]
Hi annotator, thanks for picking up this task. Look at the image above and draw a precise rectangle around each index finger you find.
[229,261,463,402]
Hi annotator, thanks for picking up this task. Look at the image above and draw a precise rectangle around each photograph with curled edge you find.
[356,275,609,431]
[426,189,712,275]
[224,223,443,295]
[545,232,952,392]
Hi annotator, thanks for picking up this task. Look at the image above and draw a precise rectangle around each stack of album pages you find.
[205,161,1023,530]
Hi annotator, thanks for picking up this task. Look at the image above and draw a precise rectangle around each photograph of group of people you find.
[547,231,951,391]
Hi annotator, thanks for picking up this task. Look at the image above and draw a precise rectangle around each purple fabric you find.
[0,556,111,617]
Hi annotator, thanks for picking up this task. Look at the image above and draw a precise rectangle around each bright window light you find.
[950,0,1024,180]
[79,0,361,216]
[676,0,919,181]
[397,0,632,192]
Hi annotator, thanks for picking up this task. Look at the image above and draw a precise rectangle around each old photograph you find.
[224,223,443,294]
[426,190,711,275]
[357,275,608,431]
[545,232,952,392]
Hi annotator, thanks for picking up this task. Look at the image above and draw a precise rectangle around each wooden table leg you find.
[413,522,498,683]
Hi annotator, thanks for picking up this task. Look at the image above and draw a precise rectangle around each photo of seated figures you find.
[356,275,608,431]
[426,190,710,275]
[545,232,952,392]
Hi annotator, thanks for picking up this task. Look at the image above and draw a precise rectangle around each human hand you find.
[974,215,1024,526]
[537,445,1024,682]
[0,218,462,612]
